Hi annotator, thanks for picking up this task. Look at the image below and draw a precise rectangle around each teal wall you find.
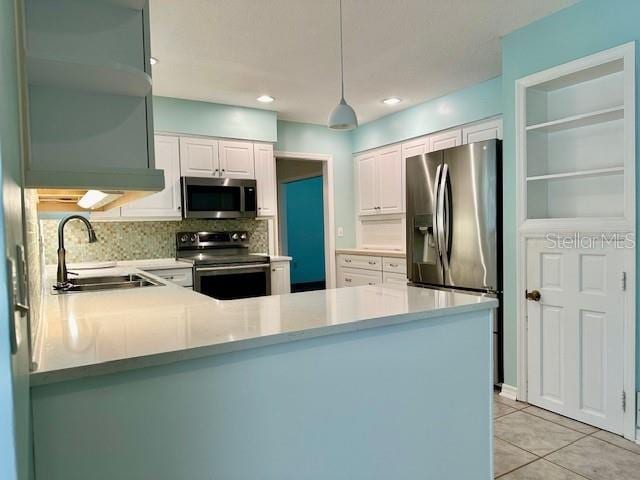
[501,0,640,387]
[351,77,502,152]
[153,96,277,142]
[276,120,355,249]
[284,176,325,284]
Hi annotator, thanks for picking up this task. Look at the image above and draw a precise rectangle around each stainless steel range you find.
[176,231,270,300]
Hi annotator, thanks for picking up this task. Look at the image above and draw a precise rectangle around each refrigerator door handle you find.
[442,164,452,262]
[433,164,442,260]
[437,163,449,267]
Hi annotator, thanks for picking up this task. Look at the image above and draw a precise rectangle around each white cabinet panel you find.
[121,135,181,219]
[356,153,378,216]
[383,272,407,285]
[382,257,406,274]
[337,267,382,288]
[337,254,382,271]
[377,146,403,214]
[219,140,255,179]
[401,138,427,160]
[429,129,462,152]
[179,137,219,177]
[146,267,193,287]
[462,119,503,144]
[270,260,291,295]
[254,143,276,216]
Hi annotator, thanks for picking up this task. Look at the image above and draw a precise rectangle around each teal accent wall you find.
[284,176,325,284]
[0,0,31,478]
[351,77,502,152]
[153,96,277,142]
[276,120,355,249]
[501,0,640,387]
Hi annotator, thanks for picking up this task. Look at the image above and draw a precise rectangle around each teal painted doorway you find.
[283,176,326,291]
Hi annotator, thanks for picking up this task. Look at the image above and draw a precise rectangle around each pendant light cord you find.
[339,0,345,98]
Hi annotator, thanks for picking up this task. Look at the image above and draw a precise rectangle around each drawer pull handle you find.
[368,282,375,285]
[368,261,376,265]
[389,263,398,267]
[345,259,352,263]
[345,278,352,282]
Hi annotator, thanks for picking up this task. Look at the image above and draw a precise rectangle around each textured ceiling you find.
[149,0,575,125]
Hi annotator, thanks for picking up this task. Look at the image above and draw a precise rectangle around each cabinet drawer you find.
[146,268,193,287]
[382,257,406,274]
[383,272,407,286]
[337,254,382,271]
[338,267,383,287]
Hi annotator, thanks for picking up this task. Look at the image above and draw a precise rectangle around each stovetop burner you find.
[175,231,269,267]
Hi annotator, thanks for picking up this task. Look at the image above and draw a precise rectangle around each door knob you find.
[525,289,541,302]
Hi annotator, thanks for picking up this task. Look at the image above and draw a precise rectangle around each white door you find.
[219,140,255,179]
[429,129,461,152]
[377,146,403,214]
[462,119,503,144]
[526,238,626,433]
[179,137,219,177]
[121,135,181,218]
[254,143,276,216]
[356,153,378,216]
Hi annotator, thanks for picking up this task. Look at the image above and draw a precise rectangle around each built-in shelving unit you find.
[517,43,635,227]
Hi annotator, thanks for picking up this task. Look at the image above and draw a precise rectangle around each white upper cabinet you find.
[356,152,379,216]
[401,138,427,160]
[179,137,219,177]
[463,119,503,144]
[219,140,255,179]
[356,146,402,216]
[121,136,182,219]
[377,146,403,214]
[254,143,277,216]
[428,129,462,152]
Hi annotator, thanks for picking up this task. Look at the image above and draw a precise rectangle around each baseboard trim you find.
[500,384,518,401]
[636,428,640,445]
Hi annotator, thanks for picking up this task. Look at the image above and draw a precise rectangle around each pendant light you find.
[328,0,357,130]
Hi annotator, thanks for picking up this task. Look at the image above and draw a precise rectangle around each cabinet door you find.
[179,137,219,177]
[254,143,276,216]
[338,267,383,287]
[463,119,503,144]
[270,261,291,295]
[356,152,378,216]
[377,146,403,214]
[429,129,462,153]
[219,140,255,179]
[121,135,182,219]
[383,272,407,286]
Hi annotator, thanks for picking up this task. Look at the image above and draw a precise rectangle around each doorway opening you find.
[276,158,326,292]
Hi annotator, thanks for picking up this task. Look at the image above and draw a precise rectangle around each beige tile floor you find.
[493,391,640,479]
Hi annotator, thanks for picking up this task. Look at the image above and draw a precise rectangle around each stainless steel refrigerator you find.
[406,139,502,384]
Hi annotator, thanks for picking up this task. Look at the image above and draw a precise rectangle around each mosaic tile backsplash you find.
[40,218,269,265]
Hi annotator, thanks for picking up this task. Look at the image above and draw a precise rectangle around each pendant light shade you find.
[328,0,357,130]
[329,97,358,130]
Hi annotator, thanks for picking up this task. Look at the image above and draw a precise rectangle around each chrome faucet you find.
[56,215,98,287]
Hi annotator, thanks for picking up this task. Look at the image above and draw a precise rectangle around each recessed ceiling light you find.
[257,95,275,103]
[382,97,402,105]
[150,57,159,65]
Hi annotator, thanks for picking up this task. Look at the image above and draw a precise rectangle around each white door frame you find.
[514,42,637,441]
[274,151,336,289]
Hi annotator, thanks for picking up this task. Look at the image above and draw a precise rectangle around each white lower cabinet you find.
[337,253,406,288]
[270,260,291,295]
[144,267,193,287]
[338,267,383,288]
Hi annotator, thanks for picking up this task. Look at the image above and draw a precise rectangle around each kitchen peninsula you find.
[31,268,497,480]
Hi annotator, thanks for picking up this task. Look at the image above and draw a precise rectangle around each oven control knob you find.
[240,233,247,241]
[180,234,189,243]
[190,234,197,242]
[231,233,239,241]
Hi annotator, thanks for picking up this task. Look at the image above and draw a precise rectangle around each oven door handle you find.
[197,263,270,272]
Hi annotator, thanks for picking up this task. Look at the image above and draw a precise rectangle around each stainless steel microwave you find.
[180,177,257,219]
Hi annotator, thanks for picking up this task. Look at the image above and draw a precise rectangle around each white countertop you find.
[336,248,406,258]
[32,267,497,386]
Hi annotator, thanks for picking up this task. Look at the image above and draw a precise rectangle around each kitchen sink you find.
[52,273,162,294]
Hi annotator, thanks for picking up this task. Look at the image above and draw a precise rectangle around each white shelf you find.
[526,106,624,133]
[526,166,624,182]
[27,54,152,98]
